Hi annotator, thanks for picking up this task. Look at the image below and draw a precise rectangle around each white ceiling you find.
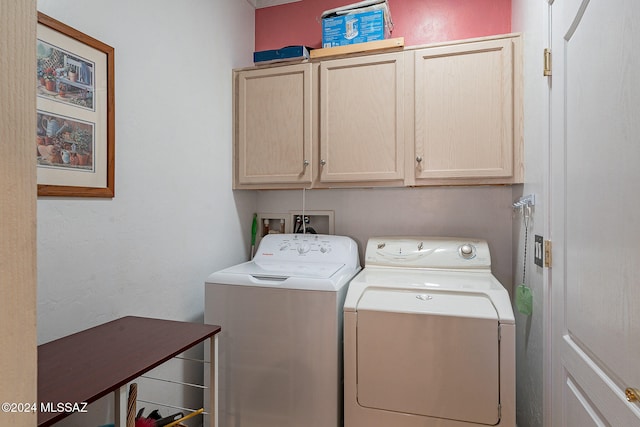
[246,0,302,9]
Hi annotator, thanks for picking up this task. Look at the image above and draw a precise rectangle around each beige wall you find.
[0,1,38,426]
[256,186,515,291]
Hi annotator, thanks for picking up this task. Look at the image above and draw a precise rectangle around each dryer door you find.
[356,289,500,425]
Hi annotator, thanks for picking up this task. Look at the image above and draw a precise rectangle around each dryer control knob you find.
[459,244,475,259]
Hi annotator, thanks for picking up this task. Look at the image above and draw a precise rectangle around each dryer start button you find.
[458,244,476,259]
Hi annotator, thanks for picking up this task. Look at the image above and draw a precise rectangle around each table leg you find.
[114,384,127,427]
[209,335,218,427]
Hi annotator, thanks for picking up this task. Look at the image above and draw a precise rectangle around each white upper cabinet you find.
[235,63,313,186]
[233,34,522,189]
[409,38,521,184]
[319,52,404,184]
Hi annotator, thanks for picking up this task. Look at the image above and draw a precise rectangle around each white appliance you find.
[205,233,360,427]
[344,237,515,427]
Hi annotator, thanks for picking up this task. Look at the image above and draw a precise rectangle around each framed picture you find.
[36,12,115,197]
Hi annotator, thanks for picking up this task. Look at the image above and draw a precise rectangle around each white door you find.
[550,0,640,425]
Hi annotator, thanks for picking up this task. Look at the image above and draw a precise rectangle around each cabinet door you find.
[320,53,404,183]
[236,64,313,185]
[414,39,514,180]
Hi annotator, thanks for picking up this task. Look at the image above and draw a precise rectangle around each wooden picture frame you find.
[36,12,115,197]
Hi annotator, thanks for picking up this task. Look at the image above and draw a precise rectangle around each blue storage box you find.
[253,46,310,64]
[321,0,392,48]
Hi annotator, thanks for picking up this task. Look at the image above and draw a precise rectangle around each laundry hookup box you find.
[321,0,393,48]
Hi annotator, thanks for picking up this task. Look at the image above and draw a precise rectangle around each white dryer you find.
[344,237,515,427]
[205,233,360,427]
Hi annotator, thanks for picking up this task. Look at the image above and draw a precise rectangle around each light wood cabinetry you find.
[235,63,313,186]
[319,53,404,184]
[407,37,522,185]
[233,34,522,189]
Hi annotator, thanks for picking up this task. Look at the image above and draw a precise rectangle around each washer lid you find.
[356,288,498,320]
[220,260,345,280]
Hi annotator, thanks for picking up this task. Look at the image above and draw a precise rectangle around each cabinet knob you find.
[626,388,640,402]
[416,156,423,163]
[303,160,309,167]
[320,159,326,166]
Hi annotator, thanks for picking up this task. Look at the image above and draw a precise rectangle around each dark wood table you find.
[38,316,221,427]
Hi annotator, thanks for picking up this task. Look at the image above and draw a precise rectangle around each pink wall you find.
[255,0,511,51]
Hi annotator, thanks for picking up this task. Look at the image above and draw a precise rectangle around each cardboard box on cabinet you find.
[321,0,392,48]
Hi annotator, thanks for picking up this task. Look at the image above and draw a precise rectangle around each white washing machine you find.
[205,233,360,427]
[344,237,515,427]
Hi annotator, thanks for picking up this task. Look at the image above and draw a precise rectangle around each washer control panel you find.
[277,237,331,255]
[365,237,490,269]
[255,233,359,268]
